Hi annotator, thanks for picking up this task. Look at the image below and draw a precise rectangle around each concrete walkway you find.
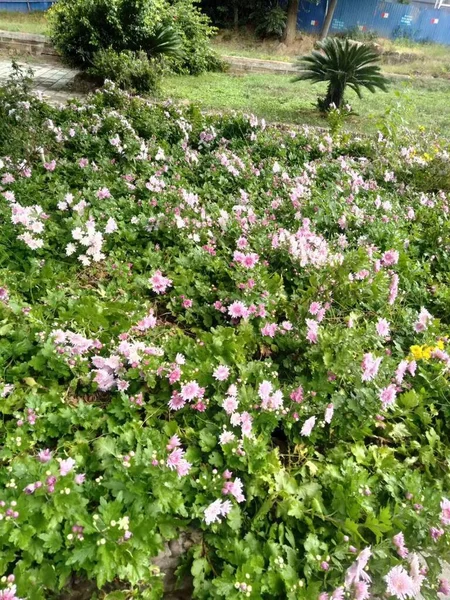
[0,58,82,103]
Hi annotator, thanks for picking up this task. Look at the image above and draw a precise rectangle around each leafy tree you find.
[295,37,389,110]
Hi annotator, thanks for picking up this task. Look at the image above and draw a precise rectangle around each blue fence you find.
[298,0,450,44]
[0,0,53,11]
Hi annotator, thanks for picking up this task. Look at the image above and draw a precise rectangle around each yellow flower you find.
[422,346,432,360]
[410,345,423,360]
[437,340,445,350]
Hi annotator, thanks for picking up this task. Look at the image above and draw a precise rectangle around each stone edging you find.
[0,30,58,58]
[0,30,298,74]
[222,54,297,75]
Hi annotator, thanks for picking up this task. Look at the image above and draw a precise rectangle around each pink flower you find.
[136,313,157,331]
[345,547,372,587]
[228,477,245,502]
[258,380,273,401]
[361,353,382,381]
[168,367,181,384]
[408,554,425,596]
[0,584,21,600]
[389,274,399,305]
[440,498,450,525]
[180,381,202,401]
[204,499,232,525]
[438,578,450,595]
[168,391,186,411]
[380,384,397,407]
[59,457,76,476]
[414,307,433,333]
[353,582,370,600]
[324,403,334,424]
[93,368,116,391]
[393,532,409,558]
[290,386,303,403]
[382,249,399,266]
[166,448,184,470]
[430,526,444,541]
[104,217,117,234]
[306,319,319,344]
[309,301,321,315]
[331,588,344,600]
[228,301,249,319]
[176,459,191,477]
[233,251,259,269]
[37,448,52,463]
[166,435,181,451]
[149,270,172,295]
[219,431,236,445]
[376,318,390,337]
[223,396,238,414]
[74,473,86,485]
[261,323,278,338]
[385,565,415,600]
[396,360,408,384]
[213,365,230,381]
[96,187,111,199]
[301,416,316,436]
[44,160,56,172]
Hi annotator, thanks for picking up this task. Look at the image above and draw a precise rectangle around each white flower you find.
[66,243,77,256]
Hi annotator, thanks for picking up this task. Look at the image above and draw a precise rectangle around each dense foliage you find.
[200,0,286,38]
[0,75,450,600]
[88,50,164,94]
[296,39,389,111]
[48,0,221,78]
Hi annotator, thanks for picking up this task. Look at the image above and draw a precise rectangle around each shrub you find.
[0,78,450,600]
[89,49,163,94]
[254,5,287,38]
[295,38,389,111]
[48,0,221,75]
[163,0,224,75]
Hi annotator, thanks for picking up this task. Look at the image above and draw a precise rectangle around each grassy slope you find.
[212,30,450,80]
[163,72,450,134]
[0,11,48,35]
[0,13,449,134]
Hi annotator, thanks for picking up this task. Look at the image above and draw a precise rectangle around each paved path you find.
[0,58,82,103]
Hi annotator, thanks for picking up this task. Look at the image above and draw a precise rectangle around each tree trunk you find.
[282,0,299,45]
[320,0,339,40]
[324,81,345,109]
[233,3,239,31]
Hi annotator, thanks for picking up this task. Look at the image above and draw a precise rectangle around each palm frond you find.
[295,37,389,108]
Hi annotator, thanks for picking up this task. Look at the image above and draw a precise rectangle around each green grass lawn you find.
[212,30,450,80]
[163,71,450,134]
[0,11,48,35]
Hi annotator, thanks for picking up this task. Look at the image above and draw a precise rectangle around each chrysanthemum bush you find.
[0,76,450,600]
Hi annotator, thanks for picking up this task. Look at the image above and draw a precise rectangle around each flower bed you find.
[0,79,450,600]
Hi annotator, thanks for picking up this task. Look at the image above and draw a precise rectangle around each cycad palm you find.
[295,37,389,111]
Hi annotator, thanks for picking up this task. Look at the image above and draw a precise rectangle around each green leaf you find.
[227,506,242,531]
[199,428,217,452]
[191,557,208,577]
[39,530,63,553]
